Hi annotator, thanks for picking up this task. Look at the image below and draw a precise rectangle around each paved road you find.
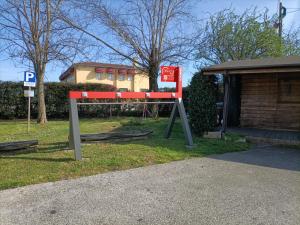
[0,145,299,225]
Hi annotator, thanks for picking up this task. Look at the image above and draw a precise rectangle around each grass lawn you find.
[0,118,250,190]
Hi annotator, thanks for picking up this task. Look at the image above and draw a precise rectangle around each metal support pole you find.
[278,1,283,38]
[176,98,194,147]
[164,98,193,147]
[164,103,178,138]
[69,105,74,150]
[69,98,82,160]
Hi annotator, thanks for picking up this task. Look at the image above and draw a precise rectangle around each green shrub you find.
[189,72,217,136]
[0,82,116,119]
[0,82,190,120]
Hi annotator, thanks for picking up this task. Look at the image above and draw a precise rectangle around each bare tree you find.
[61,0,194,91]
[0,0,85,123]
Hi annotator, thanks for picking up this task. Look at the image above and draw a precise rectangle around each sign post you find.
[24,71,36,132]
[28,86,31,132]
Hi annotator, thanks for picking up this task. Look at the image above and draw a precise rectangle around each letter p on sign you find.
[24,71,36,87]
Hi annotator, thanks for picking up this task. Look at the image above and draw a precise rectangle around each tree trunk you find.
[36,65,47,124]
[149,75,158,92]
[148,65,159,118]
[148,66,158,92]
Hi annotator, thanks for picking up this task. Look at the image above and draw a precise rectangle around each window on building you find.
[107,73,114,81]
[66,75,75,82]
[96,73,106,80]
[118,88,128,92]
[118,74,125,81]
[278,78,300,103]
[127,75,133,81]
[140,88,149,92]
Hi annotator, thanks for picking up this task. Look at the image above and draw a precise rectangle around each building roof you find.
[59,62,135,81]
[202,56,300,75]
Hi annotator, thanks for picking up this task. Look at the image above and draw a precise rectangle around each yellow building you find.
[59,62,149,92]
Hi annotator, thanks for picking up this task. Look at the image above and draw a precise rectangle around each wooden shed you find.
[202,56,300,132]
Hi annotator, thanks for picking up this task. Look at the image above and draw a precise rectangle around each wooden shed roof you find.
[202,56,300,75]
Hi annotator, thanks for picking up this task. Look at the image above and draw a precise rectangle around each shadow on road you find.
[208,145,300,172]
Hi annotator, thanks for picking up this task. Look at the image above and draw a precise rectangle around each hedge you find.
[188,72,217,135]
[0,82,116,119]
[0,82,188,119]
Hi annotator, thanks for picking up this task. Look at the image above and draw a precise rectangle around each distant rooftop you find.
[202,56,300,74]
[59,62,135,80]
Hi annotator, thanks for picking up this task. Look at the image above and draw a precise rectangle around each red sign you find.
[107,68,115,73]
[161,66,180,82]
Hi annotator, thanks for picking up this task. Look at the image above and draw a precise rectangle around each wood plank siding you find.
[240,73,300,131]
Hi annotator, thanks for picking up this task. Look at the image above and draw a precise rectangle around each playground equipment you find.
[69,66,194,160]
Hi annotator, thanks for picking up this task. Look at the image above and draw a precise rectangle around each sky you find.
[0,0,299,87]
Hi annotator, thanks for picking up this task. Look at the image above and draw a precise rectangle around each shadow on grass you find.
[79,118,251,160]
[37,142,69,153]
[0,156,74,162]
[1,118,248,164]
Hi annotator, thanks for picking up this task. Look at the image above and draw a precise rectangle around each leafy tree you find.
[189,72,217,135]
[196,8,299,65]
[283,29,300,56]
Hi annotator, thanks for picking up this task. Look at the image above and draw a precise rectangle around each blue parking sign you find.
[24,71,36,87]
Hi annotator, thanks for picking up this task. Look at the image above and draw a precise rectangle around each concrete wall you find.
[133,73,149,91]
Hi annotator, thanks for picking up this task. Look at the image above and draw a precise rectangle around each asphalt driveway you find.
[0,145,299,225]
